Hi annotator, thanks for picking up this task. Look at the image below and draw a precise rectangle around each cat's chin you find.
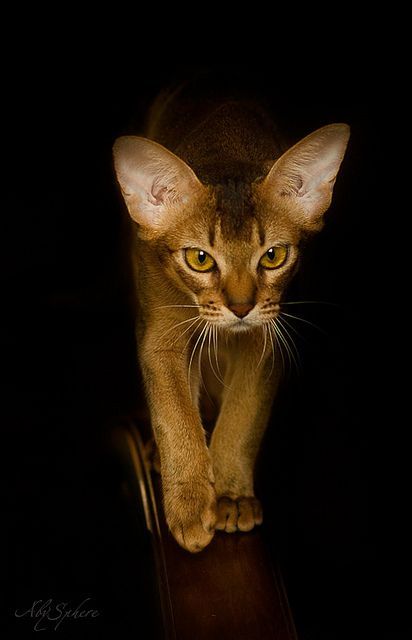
[225,321,256,334]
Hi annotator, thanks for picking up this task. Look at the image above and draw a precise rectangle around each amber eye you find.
[259,246,288,270]
[185,248,216,272]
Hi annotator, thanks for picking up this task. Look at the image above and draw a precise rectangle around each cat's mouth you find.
[204,313,279,333]
[232,321,262,334]
[200,304,279,331]
[229,313,278,332]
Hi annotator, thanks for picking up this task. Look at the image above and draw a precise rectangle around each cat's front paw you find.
[163,479,217,553]
[215,496,263,533]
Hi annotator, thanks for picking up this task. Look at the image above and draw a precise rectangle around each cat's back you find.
[146,74,286,184]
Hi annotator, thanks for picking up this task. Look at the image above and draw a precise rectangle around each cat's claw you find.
[164,479,217,553]
[215,496,263,533]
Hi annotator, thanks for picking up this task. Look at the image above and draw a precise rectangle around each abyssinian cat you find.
[113,80,350,553]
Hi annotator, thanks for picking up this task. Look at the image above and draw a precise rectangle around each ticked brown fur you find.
[113,82,349,552]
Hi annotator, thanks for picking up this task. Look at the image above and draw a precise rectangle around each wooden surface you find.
[115,423,298,640]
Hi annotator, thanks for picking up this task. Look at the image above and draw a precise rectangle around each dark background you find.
[1,40,390,639]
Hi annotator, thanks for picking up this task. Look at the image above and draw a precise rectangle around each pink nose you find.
[228,303,254,318]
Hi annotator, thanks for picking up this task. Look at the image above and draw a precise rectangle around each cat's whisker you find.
[271,319,289,374]
[276,316,302,372]
[281,300,339,307]
[207,326,215,379]
[269,320,285,373]
[167,317,203,351]
[279,314,306,343]
[213,325,224,379]
[188,321,209,393]
[256,325,268,370]
[155,304,202,309]
[212,325,217,374]
[197,322,210,391]
[273,319,293,372]
[278,316,302,368]
[274,323,286,374]
[158,315,201,342]
[180,318,205,355]
[201,324,218,404]
[207,326,222,385]
[266,323,276,377]
[209,325,231,389]
[281,311,327,336]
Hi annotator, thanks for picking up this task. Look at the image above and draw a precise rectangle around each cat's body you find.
[147,83,286,183]
[114,79,349,552]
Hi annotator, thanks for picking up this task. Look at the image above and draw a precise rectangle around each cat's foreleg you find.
[209,335,281,532]
[140,334,217,552]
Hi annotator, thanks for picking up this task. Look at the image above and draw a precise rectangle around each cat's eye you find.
[259,246,288,270]
[185,248,216,272]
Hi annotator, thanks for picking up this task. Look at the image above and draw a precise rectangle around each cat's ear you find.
[113,136,202,231]
[262,124,350,229]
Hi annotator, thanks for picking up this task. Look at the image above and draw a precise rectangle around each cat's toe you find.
[216,496,238,532]
[216,496,263,533]
[237,497,263,531]
[172,515,215,553]
[164,480,217,553]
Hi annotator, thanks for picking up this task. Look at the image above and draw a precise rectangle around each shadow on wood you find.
[113,423,298,640]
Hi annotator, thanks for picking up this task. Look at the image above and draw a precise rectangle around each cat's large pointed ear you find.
[113,136,202,231]
[261,124,350,229]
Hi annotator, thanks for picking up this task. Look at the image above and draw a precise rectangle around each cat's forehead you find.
[213,180,259,243]
[169,179,299,252]
[209,181,298,249]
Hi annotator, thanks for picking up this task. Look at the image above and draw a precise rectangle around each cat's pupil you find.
[198,251,206,263]
[267,248,275,260]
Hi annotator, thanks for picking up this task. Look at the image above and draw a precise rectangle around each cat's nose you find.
[228,303,254,318]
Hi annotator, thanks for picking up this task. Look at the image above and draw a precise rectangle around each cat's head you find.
[113,124,349,332]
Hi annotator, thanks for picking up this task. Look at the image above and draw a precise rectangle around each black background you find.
[2,31,391,639]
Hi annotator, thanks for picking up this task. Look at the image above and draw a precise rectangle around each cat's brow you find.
[257,219,266,246]
[216,180,255,241]
[208,225,215,247]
